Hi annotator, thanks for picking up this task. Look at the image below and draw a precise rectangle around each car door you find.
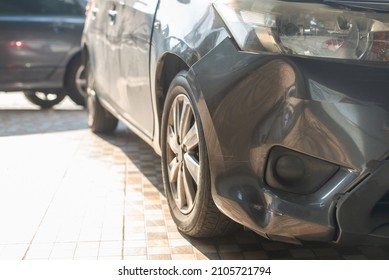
[114,0,159,138]
[0,0,84,90]
[85,0,115,101]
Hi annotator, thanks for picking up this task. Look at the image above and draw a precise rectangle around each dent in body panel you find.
[193,39,389,174]
[190,38,389,241]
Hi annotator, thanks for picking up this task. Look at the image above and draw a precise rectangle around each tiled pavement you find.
[0,92,389,260]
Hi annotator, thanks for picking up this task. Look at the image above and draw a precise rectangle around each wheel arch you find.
[154,52,190,149]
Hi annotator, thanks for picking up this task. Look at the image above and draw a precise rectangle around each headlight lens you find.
[214,0,389,61]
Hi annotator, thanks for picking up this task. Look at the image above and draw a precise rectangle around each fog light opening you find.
[265,146,339,195]
[274,155,305,183]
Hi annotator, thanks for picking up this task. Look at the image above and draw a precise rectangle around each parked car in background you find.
[0,0,87,108]
[82,0,389,245]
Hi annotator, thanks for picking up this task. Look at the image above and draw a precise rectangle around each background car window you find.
[0,0,84,16]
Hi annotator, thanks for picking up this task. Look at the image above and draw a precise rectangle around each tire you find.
[23,90,66,109]
[65,55,86,107]
[161,71,238,237]
[86,60,118,133]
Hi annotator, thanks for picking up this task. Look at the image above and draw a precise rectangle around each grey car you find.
[83,0,389,245]
[0,0,87,108]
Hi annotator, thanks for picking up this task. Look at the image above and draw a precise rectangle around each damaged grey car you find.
[82,0,389,245]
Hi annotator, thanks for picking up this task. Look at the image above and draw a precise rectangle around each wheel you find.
[161,72,238,237]
[65,55,86,106]
[23,90,66,109]
[86,60,118,133]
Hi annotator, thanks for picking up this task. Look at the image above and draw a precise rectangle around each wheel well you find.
[155,54,189,142]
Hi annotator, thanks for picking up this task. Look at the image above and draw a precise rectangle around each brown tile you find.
[147,254,172,260]
[147,232,168,240]
[171,246,194,254]
[147,239,169,247]
[144,204,162,210]
[171,254,196,260]
[146,220,165,227]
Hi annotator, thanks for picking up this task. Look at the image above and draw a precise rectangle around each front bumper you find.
[337,160,389,246]
[190,38,389,245]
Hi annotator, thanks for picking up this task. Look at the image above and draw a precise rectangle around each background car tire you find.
[23,91,66,109]
[86,61,118,133]
[65,54,86,107]
[161,72,239,237]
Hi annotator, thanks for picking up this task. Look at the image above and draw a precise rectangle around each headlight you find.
[214,0,389,61]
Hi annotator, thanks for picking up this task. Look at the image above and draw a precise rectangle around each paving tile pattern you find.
[0,92,389,260]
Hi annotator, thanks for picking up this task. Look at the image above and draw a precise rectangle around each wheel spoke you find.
[180,98,192,143]
[172,99,181,144]
[184,153,200,185]
[168,158,180,183]
[176,166,186,209]
[183,166,196,209]
[182,123,199,152]
[168,125,180,155]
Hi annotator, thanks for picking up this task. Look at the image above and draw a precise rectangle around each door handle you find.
[91,7,99,19]
[108,9,117,25]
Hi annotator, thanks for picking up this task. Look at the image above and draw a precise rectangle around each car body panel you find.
[86,0,158,138]
[189,37,389,243]
[83,0,389,244]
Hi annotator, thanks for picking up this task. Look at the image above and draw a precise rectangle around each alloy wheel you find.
[166,94,200,214]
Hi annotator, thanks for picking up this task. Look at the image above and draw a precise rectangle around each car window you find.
[0,0,84,16]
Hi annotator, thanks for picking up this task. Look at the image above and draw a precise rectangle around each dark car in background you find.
[83,0,389,245]
[0,0,87,108]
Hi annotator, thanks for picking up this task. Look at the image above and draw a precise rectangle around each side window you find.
[0,0,84,16]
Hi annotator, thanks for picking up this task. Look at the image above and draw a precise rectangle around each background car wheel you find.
[86,61,118,133]
[161,72,239,237]
[65,55,86,107]
[23,91,66,109]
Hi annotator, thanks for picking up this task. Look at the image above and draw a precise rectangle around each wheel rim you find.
[35,92,62,102]
[166,94,200,214]
[75,64,87,97]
